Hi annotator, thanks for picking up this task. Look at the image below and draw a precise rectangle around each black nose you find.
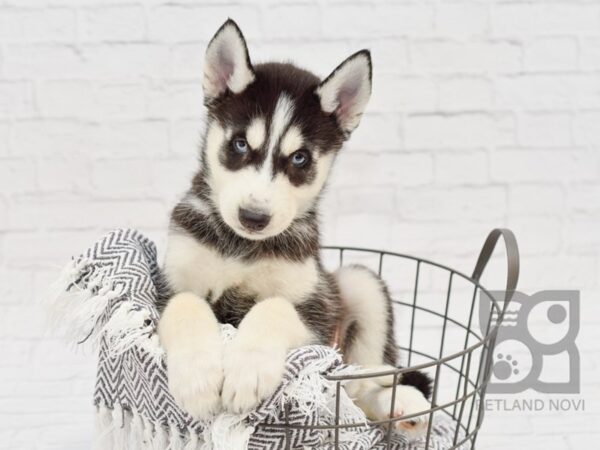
[238,207,271,232]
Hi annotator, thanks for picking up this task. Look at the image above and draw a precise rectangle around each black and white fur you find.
[158,19,431,433]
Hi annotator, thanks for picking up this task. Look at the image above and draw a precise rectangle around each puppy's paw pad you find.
[222,344,286,414]
[166,348,223,420]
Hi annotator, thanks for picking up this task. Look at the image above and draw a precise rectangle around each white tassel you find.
[167,424,185,450]
[220,323,237,342]
[142,417,155,448]
[276,352,367,430]
[44,256,92,305]
[329,366,372,441]
[128,411,144,450]
[282,352,343,416]
[183,427,200,450]
[94,403,115,450]
[204,413,253,450]
[144,332,165,361]
[44,257,125,348]
[100,301,162,360]
[111,403,129,450]
[152,424,168,450]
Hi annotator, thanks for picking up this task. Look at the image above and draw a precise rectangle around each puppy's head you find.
[200,19,372,240]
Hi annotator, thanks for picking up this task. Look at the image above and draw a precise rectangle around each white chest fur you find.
[164,230,319,304]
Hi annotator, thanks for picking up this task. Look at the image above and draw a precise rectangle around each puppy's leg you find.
[221,296,313,414]
[159,292,223,420]
[336,266,432,437]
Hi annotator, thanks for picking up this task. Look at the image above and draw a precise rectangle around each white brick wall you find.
[1,1,599,448]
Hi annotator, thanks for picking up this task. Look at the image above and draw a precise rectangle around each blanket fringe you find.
[168,424,185,450]
[327,365,371,441]
[45,257,164,361]
[142,416,155,448]
[184,427,200,450]
[282,353,367,437]
[129,413,144,449]
[45,257,123,347]
[100,301,164,361]
[94,403,116,450]
[152,422,168,450]
[94,402,205,450]
[203,414,253,450]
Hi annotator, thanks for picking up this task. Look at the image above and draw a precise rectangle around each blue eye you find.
[290,151,309,168]
[232,138,249,154]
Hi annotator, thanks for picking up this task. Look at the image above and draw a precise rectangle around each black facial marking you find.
[276,149,317,187]
[219,132,266,171]
[219,133,249,171]
[207,63,345,174]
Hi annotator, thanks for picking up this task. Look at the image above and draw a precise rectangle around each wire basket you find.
[259,228,520,450]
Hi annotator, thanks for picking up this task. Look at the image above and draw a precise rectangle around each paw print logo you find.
[479,290,580,394]
[493,354,519,380]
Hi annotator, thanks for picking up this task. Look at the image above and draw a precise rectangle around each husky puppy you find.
[158,19,431,433]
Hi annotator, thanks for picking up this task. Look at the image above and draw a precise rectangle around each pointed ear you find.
[316,50,372,134]
[203,19,255,102]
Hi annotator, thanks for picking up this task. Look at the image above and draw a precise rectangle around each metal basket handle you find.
[471,228,520,311]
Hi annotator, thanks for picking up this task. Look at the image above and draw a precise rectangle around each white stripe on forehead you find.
[259,94,295,176]
[268,94,295,154]
[246,117,266,149]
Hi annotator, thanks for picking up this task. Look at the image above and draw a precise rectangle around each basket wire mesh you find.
[261,228,519,450]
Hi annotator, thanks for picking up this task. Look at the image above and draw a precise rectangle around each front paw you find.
[165,345,223,421]
[221,342,286,414]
